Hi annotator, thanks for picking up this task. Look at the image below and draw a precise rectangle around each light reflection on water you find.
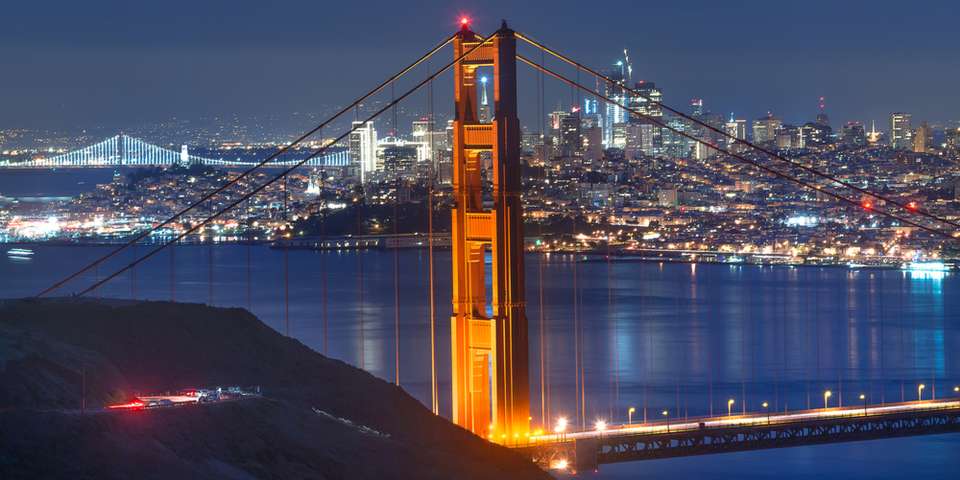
[3,245,959,478]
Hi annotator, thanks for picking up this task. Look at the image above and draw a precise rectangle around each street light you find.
[594,420,607,439]
[662,410,670,433]
[859,393,867,416]
[954,386,959,394]
[555,417,568,434]
[824,390,833,409]
[762,401,770,425]
[628,407,636,425]
[918,384,926,401]
[728,398,735,417]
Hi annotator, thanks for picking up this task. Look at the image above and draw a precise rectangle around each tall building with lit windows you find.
[602,56,629,147]
[752,114,782,145]
[890,112,912,149]
[478,76,492,123]
[913,122,932,153]
[630,81,663,119]
[725,115,748,151]
[349,120,377,182]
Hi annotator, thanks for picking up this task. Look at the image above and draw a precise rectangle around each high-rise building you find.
[379,144,419,174]
[840,122,867,147]
[946,126,960,153]
[663,117,692,159]
[690,98,704,117]
[478,76,492,123]
[800,122,832,148]
[776,125,800,149]
[752,114,782,144]
[558,109,582,160]
[913,122,932,153]
[624,122,657,159]
[349,120,378,182]
[725,115,748,148]
[625,81,663,156]
[581,126,603,165]
[890,112,913,149]
[630,81,663,119]
[602,57,629,147]
[411,117,440,168]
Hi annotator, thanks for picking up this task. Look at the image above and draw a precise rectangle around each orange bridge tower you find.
[449,22,530,441]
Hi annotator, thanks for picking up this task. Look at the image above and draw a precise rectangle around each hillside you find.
[0,298,551,479]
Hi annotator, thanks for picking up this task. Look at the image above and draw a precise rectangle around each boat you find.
[7,248,35,261]
[902,261,950,273]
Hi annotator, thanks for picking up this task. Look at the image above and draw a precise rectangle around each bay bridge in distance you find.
[0,133,351,169]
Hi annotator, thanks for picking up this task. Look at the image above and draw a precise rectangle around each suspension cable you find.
[516,55,959,243]
[36,33,458,298]
[68,34,496,297]
[427,71,439,415]
[515,32,960,234]
[516,32,960,233]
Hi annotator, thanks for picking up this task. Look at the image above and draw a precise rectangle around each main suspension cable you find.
[69,34,495,297]
[36,33,458,298]
[516,55,959,243]
[515,32,960,234]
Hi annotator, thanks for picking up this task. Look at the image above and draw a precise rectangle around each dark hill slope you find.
[0,299,550,480]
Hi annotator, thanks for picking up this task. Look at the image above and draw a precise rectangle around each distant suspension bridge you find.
[2,134,350,168]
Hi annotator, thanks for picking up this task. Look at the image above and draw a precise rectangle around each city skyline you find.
[2,0,958,131]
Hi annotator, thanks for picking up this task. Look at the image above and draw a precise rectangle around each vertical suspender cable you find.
[358,182,366,370]
[392,81,401,386]
[355,104,366,371]
[742,270,749,415]
[170,239,176,302]
[284,175,290,337]
[208,199,214,305]
[130,245,137,300]
[321,162,329,356]
[427,74,438,415]
[536,44,548,428]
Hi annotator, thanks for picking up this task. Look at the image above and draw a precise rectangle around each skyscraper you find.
[690,98,704,117]
[752,114,782,145]
[630,81,663,119]
[725,115,747,143]
[890,113,913,149]
[558,109,582,160]
[913,121,932,153]
[478,76,492,123]
[602,56,629,147]
[841,121,867,147]
[349,120,378,182]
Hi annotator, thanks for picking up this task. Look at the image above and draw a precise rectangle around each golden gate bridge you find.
[31,19,960,474]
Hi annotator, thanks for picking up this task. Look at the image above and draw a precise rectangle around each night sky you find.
[3,0,958,132]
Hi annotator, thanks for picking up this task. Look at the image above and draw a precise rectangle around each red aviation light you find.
[459,17,470,27]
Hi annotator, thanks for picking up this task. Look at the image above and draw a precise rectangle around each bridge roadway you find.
[512,398,960,472]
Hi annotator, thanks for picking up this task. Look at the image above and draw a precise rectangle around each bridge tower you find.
[450,22,530,441]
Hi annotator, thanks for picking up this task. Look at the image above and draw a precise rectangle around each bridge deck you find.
[512,399,960,472]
